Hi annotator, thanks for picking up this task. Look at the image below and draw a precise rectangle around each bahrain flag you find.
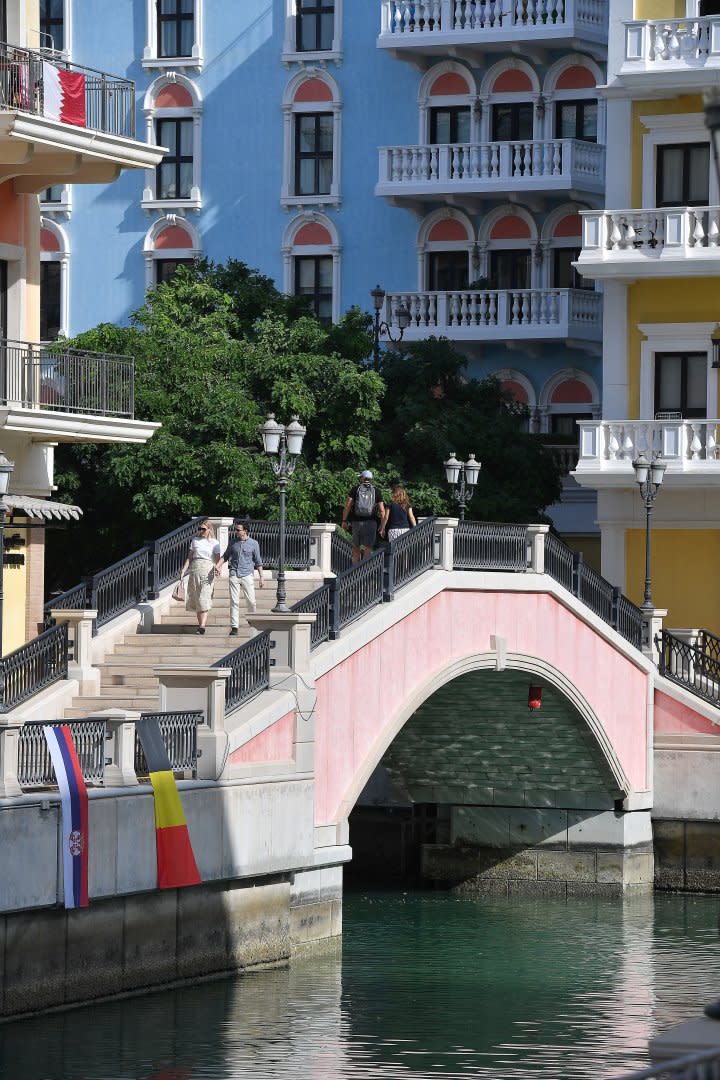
[136,715,201,889]
[42,62,86,127]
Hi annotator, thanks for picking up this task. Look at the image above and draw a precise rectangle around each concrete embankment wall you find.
[0,781,346,1018]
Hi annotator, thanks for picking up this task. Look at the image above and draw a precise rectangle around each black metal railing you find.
[17,718,106,787]
[134,711,201,777]
[330,548,385,635]
[0,43,136,138]
[657,630,720,707]
[454,521,528,570]
[215,632,271,712]
[0,339,135,417]
[87,547,150,631]
[291,583,332,649]
[1,623,69,712]
[331,530,353,574]
[384,517,436,598]
[574,555,615,626]
[544,531,574,592]
[43,582,89,627]
[697,627,720,666]
[147,518,199,594]
[246,520,312,570]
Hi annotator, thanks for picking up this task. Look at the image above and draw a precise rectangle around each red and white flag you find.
[42,62,86,128]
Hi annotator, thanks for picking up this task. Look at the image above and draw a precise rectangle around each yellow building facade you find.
[0,2,163,656]
[575,0,720,635]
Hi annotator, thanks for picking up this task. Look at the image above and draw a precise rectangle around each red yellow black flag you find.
[136,716,201,889]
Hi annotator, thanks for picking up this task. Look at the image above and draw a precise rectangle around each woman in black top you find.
[379,485,416,541]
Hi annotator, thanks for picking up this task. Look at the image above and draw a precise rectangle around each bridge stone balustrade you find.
[155,664,231,781]
[49,608,99,694]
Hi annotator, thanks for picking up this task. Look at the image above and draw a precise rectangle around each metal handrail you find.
[17,718,105,787]
[657,629,720,708]
[291,583,331,649]
[134,711,201,777]
[454,521,528,570]
[245,520,312,570]
[0,338,135,417]
[331,548,385,634]
[1,622,69,712]
[87,547,150,631]
[215,631,271,712]
[385,517,436,597]
[0,42,136,138]
[148,518,200,595]
[615,1043,720,1079]
[331,529,353,574]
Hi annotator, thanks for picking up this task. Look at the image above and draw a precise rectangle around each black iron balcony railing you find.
[0,43,136,139]
[1,338,135,418]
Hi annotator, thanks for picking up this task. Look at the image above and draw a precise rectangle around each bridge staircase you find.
[657,627,720,710]
[61,575,312,719]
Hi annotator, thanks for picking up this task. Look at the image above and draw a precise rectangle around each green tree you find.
[370,337,561,522]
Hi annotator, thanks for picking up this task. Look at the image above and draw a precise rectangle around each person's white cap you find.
[360,469,373,479]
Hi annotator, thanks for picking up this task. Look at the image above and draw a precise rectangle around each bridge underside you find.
[350,670,653,895]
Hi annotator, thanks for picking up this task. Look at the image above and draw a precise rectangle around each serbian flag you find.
[136,716,201,889]
[43,725,89,910]
[42,61,86,128]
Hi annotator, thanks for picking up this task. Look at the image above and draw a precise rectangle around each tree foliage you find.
[48,261,561,591]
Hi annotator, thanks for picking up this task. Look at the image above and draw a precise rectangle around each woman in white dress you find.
[179,519,221,634]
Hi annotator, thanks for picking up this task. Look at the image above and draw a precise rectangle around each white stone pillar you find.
[309,523,337,578]
[210,517,234,563]
[526,524,549,573]
[642,607,666,665]
[95,708,141,787]
[154,664,231,781]
[49,608,99,693]
[0,724,22,797]
[247,613,317,675]
[435,517,459,571]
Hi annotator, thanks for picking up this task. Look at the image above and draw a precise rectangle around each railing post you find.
[145,539,161,599]
[325,575,341,639]
[435,517,459,570]
[441,0,453,28]
[155,664,231,781]
[526,524,549,572]
[384,543,395,602]
[247,613,316,676]
[642,607,666,665]
[572,550,583,599]
[309,523,336,577]
[93,708,140,787]
[49,608,99,693]
[611,586,621,633]
[0,723,22,797]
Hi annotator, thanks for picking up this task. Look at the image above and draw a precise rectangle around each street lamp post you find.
[259,413,306,613]
[0,450,14,659]
[371,284,411,371]
[632,451,666,614]
[443,452,481,521]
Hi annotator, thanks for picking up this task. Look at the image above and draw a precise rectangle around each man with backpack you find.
[341,470,386,564]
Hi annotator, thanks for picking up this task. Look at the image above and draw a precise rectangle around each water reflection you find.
[2,892,720,1080]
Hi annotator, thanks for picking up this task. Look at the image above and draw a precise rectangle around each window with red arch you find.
[153,223,195,285]
[554,65,598,144]
[292,221,333,324]
[425,218,471,291]
[549,377,594,439]
[490,69,534,143]
[550,213,593,291]
[488,214,532,290]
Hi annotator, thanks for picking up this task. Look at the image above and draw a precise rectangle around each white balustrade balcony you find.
[382,288,602,346]
[575,419,720,487]
[577,207,720,280]
[377,139,605,204]
[621,16,720,91]
[378,0,608,58]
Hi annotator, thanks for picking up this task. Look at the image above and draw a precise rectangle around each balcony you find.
[577,206,720,281]
[0,339,159,444]
[377,139,605,207]
[0,44,164,190]
[574,419,720,488]
[378,0,608,61]
[620,16,720,92]
[381,287,602,348]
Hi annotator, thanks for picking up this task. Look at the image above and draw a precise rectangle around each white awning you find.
[6,494,82,521]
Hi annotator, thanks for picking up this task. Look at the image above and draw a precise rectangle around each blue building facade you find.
[39,0,609,537]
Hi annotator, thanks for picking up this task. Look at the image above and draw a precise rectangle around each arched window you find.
[143,216,201,291]
[543,57,604,145]
[478,208,537,289]
[539,370,599,438]
[282,213,340,324]
[40,218,68,341]
[419,64,477,144]
[541,209,593,291]
[418,211,474,291]
[143,0,204,69]
[282,72,342,208]
[143,75,202,210]
[480,61,541,142]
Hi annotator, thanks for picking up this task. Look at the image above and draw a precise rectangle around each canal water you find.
[4,890,720,1080]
